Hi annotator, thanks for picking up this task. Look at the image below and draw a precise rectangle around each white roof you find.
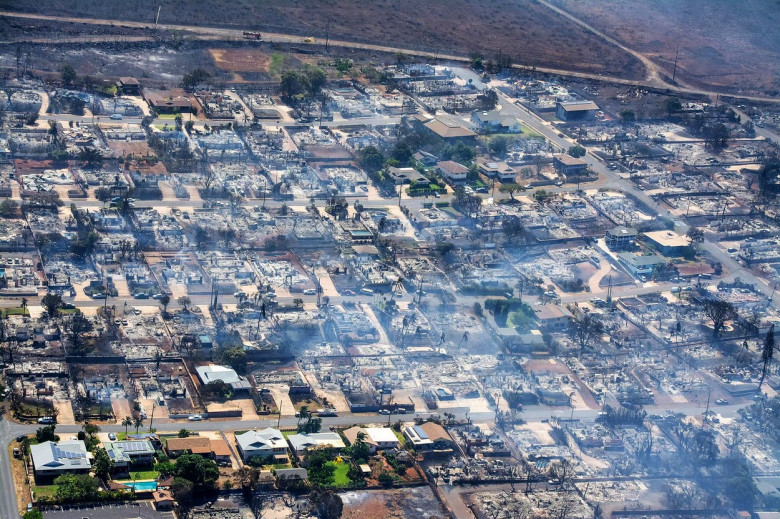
[236,428,287,451]
[287,432,346,452]
[365,427,399,444]
[196,364,240,385]
[31,440,91,472]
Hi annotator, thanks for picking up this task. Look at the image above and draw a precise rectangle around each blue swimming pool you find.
[123,480,158,491]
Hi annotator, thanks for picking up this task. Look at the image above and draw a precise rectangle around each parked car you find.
[134,293,149,299]
[378,409,391,415]
[188,414,203,421]
[108,433,117,440]
[37,417,54,424]
[303,289,317,295]
[109,113,123,120]
[715,399,728,405]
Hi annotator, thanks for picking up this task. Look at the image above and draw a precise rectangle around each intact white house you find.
[31,440,91,479]
[287,432,346,457]
[235,428,288,462]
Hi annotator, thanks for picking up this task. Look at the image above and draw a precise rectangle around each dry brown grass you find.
[561,0,780,95]
[8,442,31,514]
[209,48,271,73]
[5,0,644,80]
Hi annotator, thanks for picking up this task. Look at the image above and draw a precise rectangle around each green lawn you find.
[121,470,159,480]
[156,113,179,120]
[328,461,351,487]
[33,485,58,499]
[393,430,406,447]
[269,53,285,76]
[2,307,29,317]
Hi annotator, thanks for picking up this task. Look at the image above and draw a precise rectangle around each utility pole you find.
[325,17,331,54]
[155,6,161,30]
[672,43,679,84]
[149,403,155,432]
[277,401,282,429]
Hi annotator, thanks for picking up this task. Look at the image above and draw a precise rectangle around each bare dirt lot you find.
[3,0,644,79]
[560,0,780,95]
[340,487,448,519]
[209,48,270,73]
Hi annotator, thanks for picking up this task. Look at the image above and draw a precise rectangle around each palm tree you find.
[20,298,28,315]
[134,416,144,433]
[122,416,133,436]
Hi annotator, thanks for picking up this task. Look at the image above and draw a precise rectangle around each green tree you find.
[306,449,335,486]
[498,183,523,200]
[378,472,394,487]
[304,65,327,96]
[122,416,133,435]
[567,145,586,158]
[233,466,260,496]
[215,344,247,375]
[349,431,370,463]
[54,474,99,502]
[60,64,77,88]
[93,447,114,481]
[154,460,176,478]
[159,293,171,314]
[78,147,104,168]
[280,71,310,101]
[663,96,682,117]
[619,109,636,123]
[174,454,220,489]
[171,477,194,508]
[182,68,211,90]
[178,428,192,438]
[686,227,704,248]
[177,296,191,311]
[0,199,19,217]
[489,136,509,156]
[94,187,112,205]
[357,146,385,173]
[312,488,344,519]
[757,155,780,197]
[23,510,43,519]
[36,425,58,443]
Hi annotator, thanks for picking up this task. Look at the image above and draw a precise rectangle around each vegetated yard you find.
[32,484,58,499]
[560,0,780,95]
[328,460,351,487]
[118,470,159,481]
[3,0,643,80]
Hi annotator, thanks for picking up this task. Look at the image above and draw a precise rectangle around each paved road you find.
[0,394,750,515]
[2,10,780,104]
[0,416,21,519]
[496,89,780,309]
